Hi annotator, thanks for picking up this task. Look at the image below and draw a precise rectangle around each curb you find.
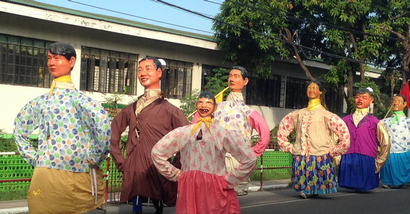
[248,184,289,192]
[0,207,28,214]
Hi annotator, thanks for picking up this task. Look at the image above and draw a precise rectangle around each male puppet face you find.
[392,96,407,112]
[47,52,75,78]
[195,97,216,118]
[228,69,248,93]
[355,93,373,109]
[306,82,322,100]
[138,59,162,89]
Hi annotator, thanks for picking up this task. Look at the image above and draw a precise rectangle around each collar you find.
[355,108,369,116]
[307,99,323,111]
[50,75,73,96]
[191,116,213,136]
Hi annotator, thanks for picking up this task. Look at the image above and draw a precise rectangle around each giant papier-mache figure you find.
[380,94,410,188]
[152,91,256,214]
[277,80,350,199]
[110,56,189,214]
[13,42,111,214]
[339,88,390,192]
[194,66,270,198]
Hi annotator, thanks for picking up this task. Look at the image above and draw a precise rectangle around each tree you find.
[180,89,200,122]
[204,67,230,99]
[372,0,410,89]
[213,0,389,113]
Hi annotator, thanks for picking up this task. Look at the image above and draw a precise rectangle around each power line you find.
[67,0,213,35]
[205,0,402,42]
[155,0,398,70]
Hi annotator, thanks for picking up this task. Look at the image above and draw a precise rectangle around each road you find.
[95,184,410,214]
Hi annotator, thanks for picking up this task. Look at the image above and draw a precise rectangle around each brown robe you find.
[110,97,189,206]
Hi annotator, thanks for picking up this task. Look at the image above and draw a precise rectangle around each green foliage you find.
[180,89,200,123]
[213,0,292,78]
[204,68,230,98]
[354,79,389,119]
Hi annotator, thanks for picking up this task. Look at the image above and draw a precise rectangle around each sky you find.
[34,0,223,35]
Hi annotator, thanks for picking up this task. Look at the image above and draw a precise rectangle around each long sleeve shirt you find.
[212,92,270,157]
[343,113,390,172]
[13,83,111,172]
[277,107,350,157]
[152,122,256,214]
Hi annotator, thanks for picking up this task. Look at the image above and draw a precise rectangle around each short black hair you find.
[231,66,248,79]
[139,57,162,71]
[356,88,374,97]
[198,91,216,104]
[48,42,76,60]
[395,94,407,103]
[306,80,324,92]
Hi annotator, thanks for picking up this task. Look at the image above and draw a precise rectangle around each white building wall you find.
[0,2,226,133]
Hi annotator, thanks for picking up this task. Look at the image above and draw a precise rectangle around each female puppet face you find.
[392,96,407,111]
[355,93,373,109]
[228,69,248,93]
[306,82,322,100]
[195,97,216,118]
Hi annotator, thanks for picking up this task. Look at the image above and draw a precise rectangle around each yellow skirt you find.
[27,167,104,214]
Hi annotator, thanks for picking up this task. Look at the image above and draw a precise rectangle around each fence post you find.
[259,154,263,191]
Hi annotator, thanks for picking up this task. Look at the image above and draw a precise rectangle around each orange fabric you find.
[27,167,104,214]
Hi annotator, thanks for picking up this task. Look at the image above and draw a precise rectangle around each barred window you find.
[285,77,309,109]
[201,64,217,91]
[246,75,283,107]
[80,47,139,95]
[160,59,192,99]
[0,34,53,87]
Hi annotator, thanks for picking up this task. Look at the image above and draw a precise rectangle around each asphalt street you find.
[85,183,410,214]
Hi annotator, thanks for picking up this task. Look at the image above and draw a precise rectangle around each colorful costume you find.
[277,104,350,196]
[380,113,410,186]
[339,111,390,191]
[152,119,257,214]
[14,81,111,214]
[110,90,189,207]
[214,92,270,157]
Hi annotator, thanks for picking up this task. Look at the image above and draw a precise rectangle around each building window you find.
[160,59,192,99]
[0,34,53,87]
[80,47,139,95]
[201,64,230,92]
[246,75,282,107]
[285,77,309,109]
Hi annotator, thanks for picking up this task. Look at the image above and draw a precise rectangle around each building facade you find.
[1,0,349,135]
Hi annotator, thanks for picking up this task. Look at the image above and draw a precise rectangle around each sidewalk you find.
[0,179,291,214]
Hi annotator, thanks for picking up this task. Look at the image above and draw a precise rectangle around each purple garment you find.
[342,114,379,158]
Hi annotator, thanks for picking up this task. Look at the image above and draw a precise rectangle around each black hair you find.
[48,42,76,60]
[139,57,162,71]
[306,80,324,92]
[198,91,216,104]
[356,88,374,97]
[231,66,248,79]
[395,94,407,103]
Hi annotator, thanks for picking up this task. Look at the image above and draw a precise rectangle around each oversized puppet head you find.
[47,42,76,78]
[138,56,163,89]
[195,91,217,118]
[228,66,249,93]
[306,80,323,100]
[355,88,374,109]
[392,94,407,112]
